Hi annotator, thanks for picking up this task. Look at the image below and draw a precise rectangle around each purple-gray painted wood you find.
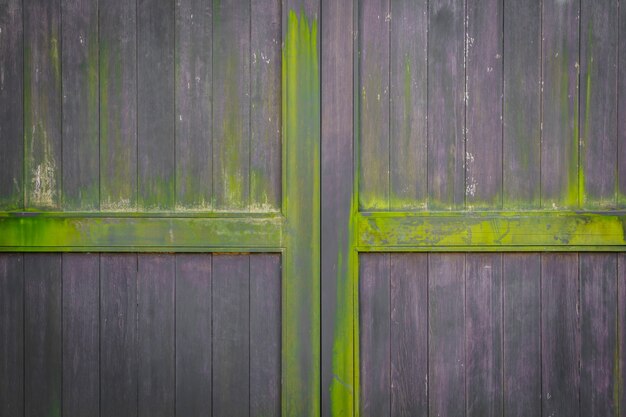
[619,253,626,417]
[620,3,626,208]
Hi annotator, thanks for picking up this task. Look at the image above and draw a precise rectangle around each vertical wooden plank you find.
[466,0,503,209]
[428,253,465,417]
[137,255,175,417]
[541,0,580,208]
[24,0,62,209]
[541,253,580,417]
[359,253,390,417]
[62,254,99,417]
[619,253,626,417]
[390,254,427,417]
[0,254,23,417]
[24,254,62,417]
[502,0,541,208]
[465,253,503,417]
[99,0,137,211]
[580,253,618,417]
[212,254,250,417]
[175,254,212,417]
[619,2,626,207]
[250,0,282,211]
[62,0,99,210]
[175,0,212,210]
[358,0,390,210]
[580,0,618,208]
[213,0,251,211]
[502,254,541,417]
[250,254,281,417]
[100,254,138,417]
[428,0,465,209]
[0,0,23,210]
[389,0,427,210]
[137,0,175,210]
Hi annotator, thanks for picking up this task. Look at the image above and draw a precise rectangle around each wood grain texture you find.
[100,254,138,417]
[62,253,99,417]
[428,254,465,417]
[428,0,465,209]
[541,254,580,417]
[0,254,23,417]
[619,253,626,417]
[24,254,62,417]
[0,0,23,210]
[503,254,541,417]
[390,254,427,417]
[466,0,503,208]
[175,0,212,210]
[137,255,175,417]
[62,0,99,210]
[619,2,626,207]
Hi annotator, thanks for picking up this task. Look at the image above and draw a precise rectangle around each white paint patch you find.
[31,160,56,207]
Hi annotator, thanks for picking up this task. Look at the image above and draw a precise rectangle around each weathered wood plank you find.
[619,253,626,417]
[359,253,390,417]
[99,0,137,211]
[24,254,62,417]
[62,0,99,210]
[359,0,390,210]
[502,254,541,417]
[175,0,212,210]
[62,253,99,417]
[502,0,541,208]
[466,253,503,417]
[0,0,23,210]
[24,0,62,209]
[619,3,626,208]
[466,0,503,208]
[175,254,212,417]
[137,0,175,210]
[428,0,465,209]
[0,254,23,417]
[100,254,138,417]
[250,254,281,417]
[390,254,427,417]
[541,254,580,417]
[541,0,580,208]
[389,0,427,210]
[137,255,175,417]
[213,0,251,211]
[212,254,250,417]
[580,253,618,417]
[428,253,465,417]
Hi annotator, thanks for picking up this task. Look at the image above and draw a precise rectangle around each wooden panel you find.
[502,0,540,208]
[359,253,390,417]
[390,254,427,417]
[24,254,62,417]
[213,0,251,211]
[62,0,99,210]
[541,0,580,208]
[389,0,427,210]
[620,3,626,207]
[213,255,250,417]
[0,254,23,417]
[466,0,503,208]
[175,254,212,417]
[580,254,618,416]
[428,254,465,417]
[0,0,23,210]
[175,0,212,210]
[541,254,580,417]
[428,0,465,209]
[619,253,626,417]
[137,0,175,210]
[250,254,281,417]
[24,0,62,209]
[137,255,175,417]
[100,254,138,417]
[503,254,541,417]
[99,0,137,211]
[62,253,99,416]
[359,0,389,210]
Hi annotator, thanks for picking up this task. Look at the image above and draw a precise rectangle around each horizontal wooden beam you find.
[357,211,626,251]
